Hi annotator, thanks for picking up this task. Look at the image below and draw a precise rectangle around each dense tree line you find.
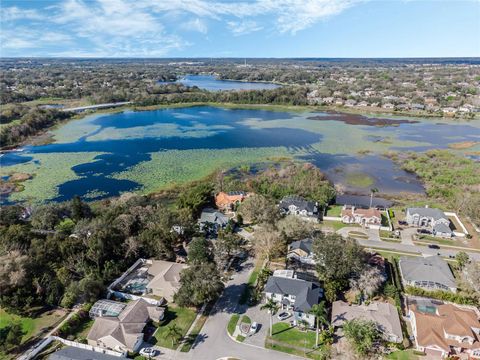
[0,108,72,148]
[0,193,201,313]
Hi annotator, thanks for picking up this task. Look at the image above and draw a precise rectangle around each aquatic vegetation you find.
[345,172,375,188]
[111,147,293,194]
[86,122,234,141]
[1,152,107,203]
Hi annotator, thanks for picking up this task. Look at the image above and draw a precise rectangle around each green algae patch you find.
[111,147,293,194]
[345,172,375,188]
[1,152,107,203]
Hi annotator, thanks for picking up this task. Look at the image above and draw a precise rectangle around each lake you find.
[174,74,281,91]
[1,105,479,204]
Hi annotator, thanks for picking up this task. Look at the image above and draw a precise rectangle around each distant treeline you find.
[0,109,72,148]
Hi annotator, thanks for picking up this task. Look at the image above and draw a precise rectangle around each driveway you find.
[400,228,416,245]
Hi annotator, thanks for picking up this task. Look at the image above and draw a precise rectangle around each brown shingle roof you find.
[411,304,480,352]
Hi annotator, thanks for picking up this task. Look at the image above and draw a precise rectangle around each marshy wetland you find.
[1,105,479,203]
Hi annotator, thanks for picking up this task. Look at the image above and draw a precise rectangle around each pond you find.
[174,74,281,91]
[1,105,479,204]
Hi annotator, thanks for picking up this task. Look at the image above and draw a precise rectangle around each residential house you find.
[357,101,369,107]
[405,206,453,238]
[331,300,403,343]
[48,347,127,360]
[287,238,314,265]
[409,303,480,358]
[279,195,321,222]
[145,260,188,302]
[198,208,230,234]
[398,255,457,293]
[87,299,165,353]
[215,191,249,211]
[341,205,381,226]
[264,271,322,328]
[410,103,425,111]
[345,99,357,107]
[442,107,457,116]
[382,103,395,109]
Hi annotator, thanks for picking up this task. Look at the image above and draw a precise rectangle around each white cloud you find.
[227,20,263,36]
[0,6,43,21]
[181,18,208,34]
[1,0,362,56]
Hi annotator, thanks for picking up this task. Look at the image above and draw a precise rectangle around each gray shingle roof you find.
[279,196,317,213]
[433,223,452,234]
[407,208,448,221]
[48,347,126,360]
[399,255,456,289]
[198,208,229,226]
[288,238,313,255]
[264,276,320,312]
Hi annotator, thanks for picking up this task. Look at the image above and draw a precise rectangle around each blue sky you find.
[1,0,479,58]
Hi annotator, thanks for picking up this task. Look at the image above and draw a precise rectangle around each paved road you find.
[336,225,480,260]
[356,238,480,260]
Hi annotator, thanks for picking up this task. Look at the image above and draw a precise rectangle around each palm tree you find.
[165,323,182,347]
[261,298,279,337]
[309,301,328,347]
[369,187,379,208]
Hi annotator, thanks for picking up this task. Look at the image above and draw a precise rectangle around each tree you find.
[174,263,224,307]
[261,298,279,336]
[214,231,243,269]
[349,265,386,300]
[309,301,328,347]
[342,318,380,356]
[463,260,480,292]
[0,322,25,351]
[237,194,280,225]
[165,323,182,347]
[276,215,315,241]
[187,237,213,264]
[176,183,213,216]
[369,188,379,208]
[456,251,469,270]
[252,226,285,261]
[312,233,366,299]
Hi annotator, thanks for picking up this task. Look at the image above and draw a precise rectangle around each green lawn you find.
[325,205,343,217]
[240,315,251,324]
[227,314,240,336]
[153,306,197,349]
[0,308,66,344]
[266,323,329,360]
[269,322,316,349]
[387,349,423,360]
[321,220,359,231]
[180,313,208,352]
[415,235,457,246]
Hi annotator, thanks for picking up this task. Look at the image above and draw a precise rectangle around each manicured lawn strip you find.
[239,263,261,305]
[415,235,457,246]
[227,314,240,336]
[154,306,197,349]
[387,349,423,359]
[349,231,368,239]
[265,339,329,360]
[236,335,246,342]
[180,313,208,352]
[269,322,316,348]
[240,315,251,324]
[321,220,359,231]
[325,205,342,217]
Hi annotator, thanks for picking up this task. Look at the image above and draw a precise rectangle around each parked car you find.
[418,229,431,234]
[139,348,157,357]
[277,312,291,321]
[250,322,259,334]
[428,244,440,249]
[398,220,408,226]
